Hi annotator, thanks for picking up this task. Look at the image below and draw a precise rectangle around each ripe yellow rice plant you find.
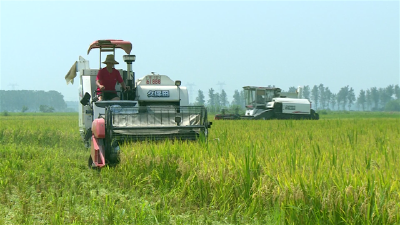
[119,117,400,224]
[0,112,399,224]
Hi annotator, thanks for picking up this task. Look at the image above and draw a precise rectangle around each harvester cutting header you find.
[65,39,212,168]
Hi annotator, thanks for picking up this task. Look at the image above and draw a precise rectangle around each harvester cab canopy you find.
[87,39,134,69]
[87,39,132,55]
[243,86,281,108]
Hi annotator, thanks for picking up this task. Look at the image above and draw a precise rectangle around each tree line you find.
[192,84,400,113]
[0,90,68,112]
[300,84,400,111]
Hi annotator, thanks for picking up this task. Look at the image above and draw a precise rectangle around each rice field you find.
[0,112,399,224]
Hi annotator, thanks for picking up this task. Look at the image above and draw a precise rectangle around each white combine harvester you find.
[66,40,212,168]
[215,86,319,120]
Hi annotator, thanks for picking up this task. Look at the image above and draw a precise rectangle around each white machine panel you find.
[93,105,106,120]
[136,85,189,106]
[273,98,311,114]
[136,74,175,86]
[281,103,310,114]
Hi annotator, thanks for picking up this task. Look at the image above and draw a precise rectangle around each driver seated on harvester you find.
[96,54,130,101]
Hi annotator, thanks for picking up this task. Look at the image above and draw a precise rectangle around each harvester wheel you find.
[84,141,90,148]
[264,112,273,120]
[257,110,274,120]
[310,110,319,120]
[106,140,121,165]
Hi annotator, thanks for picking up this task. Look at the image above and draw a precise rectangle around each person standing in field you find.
[96,54,129,101]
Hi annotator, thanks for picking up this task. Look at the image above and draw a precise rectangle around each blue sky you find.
[0,0,399,102]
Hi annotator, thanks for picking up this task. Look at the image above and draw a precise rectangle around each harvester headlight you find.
[175,80,181,87]
[80,92,91,106]
[175,116,182,125]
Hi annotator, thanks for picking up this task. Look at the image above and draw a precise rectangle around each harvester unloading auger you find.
[66,40,212,168]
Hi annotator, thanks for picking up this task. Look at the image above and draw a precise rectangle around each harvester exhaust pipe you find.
[123,55,136,99]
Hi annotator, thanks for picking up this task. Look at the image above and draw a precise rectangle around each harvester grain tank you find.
[66,40,212,168]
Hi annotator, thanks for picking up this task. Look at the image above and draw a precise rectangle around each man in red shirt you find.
[96,54,129,100]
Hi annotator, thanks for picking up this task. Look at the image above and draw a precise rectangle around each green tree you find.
[385,99,400,111]
[207,88,215,107]
[195,90,205,106]
[370,87,379,110]
[330,93,337,110]
[231,90,241,106]
[311,85,319,110]
[323,87,332,109]
[318,84,325,109]
[366,89,372,110]
[378,86,393,109]
[386,85,394,98]
[0,90,67,112]
[302,85,310,99]
[337,85,349,110]
[207,88,216,113]
[239,90,245,108]
[357,89,366,111]
[288,86,297,92]
[336,94,340,110]
[394,84,400,100]
[220,89,228,107]
[22,106,28,113]
[347,87,356,110]
[214,93,221,113]
[39,105,54,113]
[47,90,67,110]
